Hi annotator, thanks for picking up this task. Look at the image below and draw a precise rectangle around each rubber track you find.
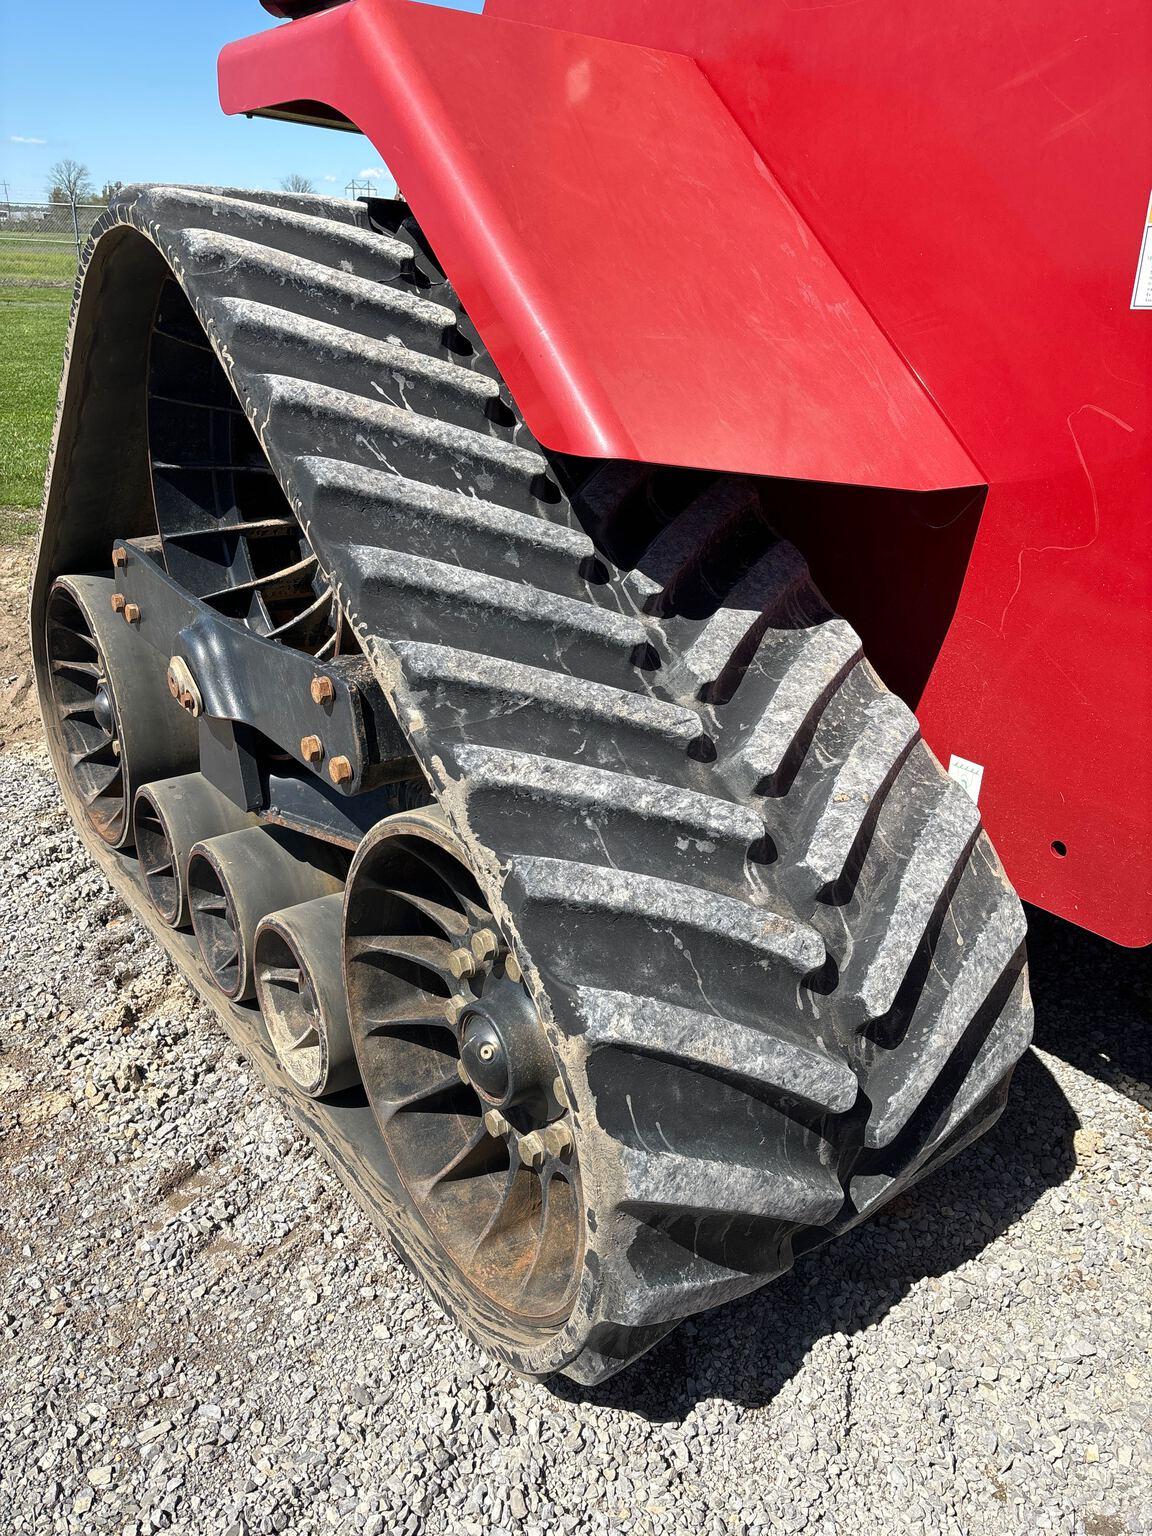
[98,186,1033,1383]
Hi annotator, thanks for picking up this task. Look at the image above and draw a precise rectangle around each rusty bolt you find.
[111,545,127,569]
[300,734,324,766]
[448,946,477,980]
[123,603,141,625]
[328,755,353,786]
[166,657,203,718]
[310,675,335,706]
[110,593,126,614]
[470,928,500,966]
[482,1108,511,1140]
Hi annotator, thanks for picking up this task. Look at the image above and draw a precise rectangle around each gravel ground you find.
[2,734,1151,1536]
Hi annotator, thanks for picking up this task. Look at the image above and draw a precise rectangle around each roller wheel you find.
[44,576,196,848]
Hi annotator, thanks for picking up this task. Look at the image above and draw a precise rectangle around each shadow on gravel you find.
[1027,906,1152,1112]
[550,906,1142,1419]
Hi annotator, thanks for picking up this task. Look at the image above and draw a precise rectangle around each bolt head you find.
[482,1108,511,1140]
[310,675,335,706]
[111,546,127,569]
[541,1121,574,1160]
[470,928,500,965]
[444,993,471,1026]
[300,734,324,766]
[110,593,126,614]
[517,1130,546,1169]
[328,755,353,786]
[448,946,477,980]
[553,1075,569,1110]
[123,603,141,625]
[505,954,523,984]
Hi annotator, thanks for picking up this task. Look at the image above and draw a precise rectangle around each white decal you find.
[948,754,985,805]
[1132,191,1152,310]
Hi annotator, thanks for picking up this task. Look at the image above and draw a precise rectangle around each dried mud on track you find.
[2,554,1151,1536]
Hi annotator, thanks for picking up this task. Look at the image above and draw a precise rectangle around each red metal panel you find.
[218,0,978,491]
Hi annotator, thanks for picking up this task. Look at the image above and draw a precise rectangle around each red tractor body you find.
[221,0,1152,946]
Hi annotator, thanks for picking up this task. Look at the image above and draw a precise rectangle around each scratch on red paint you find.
[997,405,1135,633]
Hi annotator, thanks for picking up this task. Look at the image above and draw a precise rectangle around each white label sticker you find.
[948,754,984,805]
[1132,192,1152,310]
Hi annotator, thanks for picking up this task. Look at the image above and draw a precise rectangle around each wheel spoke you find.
[260,964,303,988]
[403,842,489,927]
[68,738,116,769]
[468,1162,522,1261]
[349,932,456,977]
[382,1067,471,1120]
[81,766,122,806]
[52,657,101,679]
[423,1124,509,1193]
[378,886,470,940]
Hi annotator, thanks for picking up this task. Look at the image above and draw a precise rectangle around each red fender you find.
[218,0,979,492]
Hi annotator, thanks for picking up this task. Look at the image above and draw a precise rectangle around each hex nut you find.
[445,993,471,1025]
[505,954,523,983]
[110,593,127,614]
[111,545,127,568]
[470,928,500,965]
[482,1109,511,1140]
[300,734,324,766]
[123,603,141,625]
[328,755,353,786]
[448,947,477,979]
[542,1121,574,1159]
[310,675,335,706]
[517,1130,546,1168]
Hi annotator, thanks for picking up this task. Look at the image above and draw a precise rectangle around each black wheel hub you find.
[458,984,555,1112]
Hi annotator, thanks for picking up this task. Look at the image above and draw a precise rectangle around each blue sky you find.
[0,0,482,205]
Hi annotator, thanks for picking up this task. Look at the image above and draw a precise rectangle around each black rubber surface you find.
[38,186,1033,1384]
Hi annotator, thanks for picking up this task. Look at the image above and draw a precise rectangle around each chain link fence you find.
[0,201,106,290]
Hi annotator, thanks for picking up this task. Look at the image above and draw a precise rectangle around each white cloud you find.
[323,174,339,183]
[10,134,47,145]
[358,167,386,180]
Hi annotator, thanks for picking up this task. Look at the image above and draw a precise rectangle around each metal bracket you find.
[113,537,415,794]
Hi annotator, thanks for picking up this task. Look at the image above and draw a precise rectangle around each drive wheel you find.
[344,809,582,1327]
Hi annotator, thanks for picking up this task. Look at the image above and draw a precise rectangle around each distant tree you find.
[47,158,94,205]
[280,173,315,194]
[100,180,123,202]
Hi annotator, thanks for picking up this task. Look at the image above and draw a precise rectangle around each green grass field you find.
[1,239,75,539]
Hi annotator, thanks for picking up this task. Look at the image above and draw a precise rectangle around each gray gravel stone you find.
[1,745,1150,1534]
